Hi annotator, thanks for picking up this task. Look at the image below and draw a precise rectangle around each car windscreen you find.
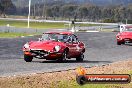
[42,33,69,42]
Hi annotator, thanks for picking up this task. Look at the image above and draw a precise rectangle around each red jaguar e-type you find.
[116,25,132,45]
[23,32,85,62]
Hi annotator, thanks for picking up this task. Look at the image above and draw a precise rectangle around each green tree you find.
[87,5,99,21]
[51,5,60,20]
[0,0,14,17]
[77,6,88,21]
[46,8,53,18]
[127,4,132,20]
[61,5,77,21]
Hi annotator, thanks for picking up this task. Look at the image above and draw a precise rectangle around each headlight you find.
[54,45,60,52]
[117,36,122,40]
[24,43,30,49]
[117,36,120,39]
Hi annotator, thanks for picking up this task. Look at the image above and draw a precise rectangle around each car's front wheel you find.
[117,41,121,45]
[24,55,33,62]
[76,52,84,62]
[57,50,67,62]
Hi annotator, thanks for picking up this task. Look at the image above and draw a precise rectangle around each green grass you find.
[76,23,100,27]
[0,20,100,29]
[0,20,65,29]
[0,33,34,38]
[50,79,132,88]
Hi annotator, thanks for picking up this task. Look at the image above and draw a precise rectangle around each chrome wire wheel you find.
[57,50,67,62]
[76,52,84,62]
[62,50,67,61]
[24,55,33,62]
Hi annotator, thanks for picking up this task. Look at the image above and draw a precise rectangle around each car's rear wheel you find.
[76,52,84,62]
[57,50,67,62]
[24,55,33,62]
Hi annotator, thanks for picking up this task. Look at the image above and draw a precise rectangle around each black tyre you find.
[24,55,33,62]
[117,41,121,45]
[57,50,67,62]
[76,75,86,85]
[76,52,84,62]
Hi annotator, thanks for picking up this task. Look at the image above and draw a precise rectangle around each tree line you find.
[0,0,15,17]
[0,0,132,23]
[30,3,132,23]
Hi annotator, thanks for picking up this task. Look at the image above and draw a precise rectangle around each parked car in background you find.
[23,32,85,62]
[116,25,132,45]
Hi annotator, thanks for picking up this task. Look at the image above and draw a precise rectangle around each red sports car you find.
[23,32,85,62]
[116,26,132,45]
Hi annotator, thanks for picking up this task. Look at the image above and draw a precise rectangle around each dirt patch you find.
[0,59,132,88]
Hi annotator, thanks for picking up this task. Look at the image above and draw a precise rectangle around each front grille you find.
[124,38,132,43]
[30,50,49,55]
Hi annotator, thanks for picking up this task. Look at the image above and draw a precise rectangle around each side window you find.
[67,36,72,43]
[71,35,78,43]
[66,35,78,43]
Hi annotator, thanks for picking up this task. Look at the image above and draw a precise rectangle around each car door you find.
[71,35,82,56]
[65,35,74,57]
[66,35,80,57]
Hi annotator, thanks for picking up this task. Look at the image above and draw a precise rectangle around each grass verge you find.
[0,20,100,29]
[53,79,132,88]
[0,20,65,29]
[0,32,35,38]
[0,60,132,88]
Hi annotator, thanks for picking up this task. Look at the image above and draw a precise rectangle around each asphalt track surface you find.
[0,32,132,76]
